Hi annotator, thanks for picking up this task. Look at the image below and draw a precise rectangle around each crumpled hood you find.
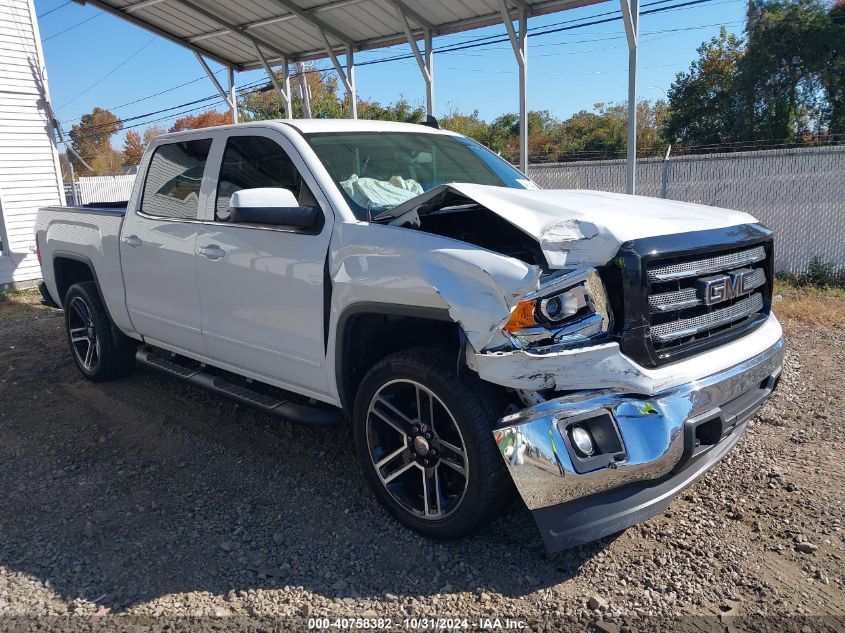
[390,183,759,268]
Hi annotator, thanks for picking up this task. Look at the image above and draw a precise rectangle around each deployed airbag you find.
[340,174,423,209]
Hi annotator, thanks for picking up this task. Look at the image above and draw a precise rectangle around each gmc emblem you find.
[696,268,755,305]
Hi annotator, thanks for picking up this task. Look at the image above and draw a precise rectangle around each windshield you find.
[304,131,535,220]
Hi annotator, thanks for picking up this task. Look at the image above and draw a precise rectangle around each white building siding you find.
[0,0,65,286]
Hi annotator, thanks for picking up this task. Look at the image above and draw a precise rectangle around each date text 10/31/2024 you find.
[308,617,528,629]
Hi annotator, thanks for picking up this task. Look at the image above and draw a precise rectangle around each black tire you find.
[352,346,513,540]
[64,282,135,382]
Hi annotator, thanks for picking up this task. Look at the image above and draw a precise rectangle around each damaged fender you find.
[325,222,542,399]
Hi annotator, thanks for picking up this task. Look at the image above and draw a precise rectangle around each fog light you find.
[570,425,594,457]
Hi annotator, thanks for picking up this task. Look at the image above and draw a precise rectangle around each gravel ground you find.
[0,291,843,631]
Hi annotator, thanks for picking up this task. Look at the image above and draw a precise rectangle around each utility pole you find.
[297,62,312,119]
[67,159,78,206]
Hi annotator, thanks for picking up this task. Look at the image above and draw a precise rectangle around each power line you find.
[42,14,100,42]
[57,38,157,110]
[37,1,71,18]
[58,69,232,124]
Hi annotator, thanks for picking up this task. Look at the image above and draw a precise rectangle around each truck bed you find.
[36,204,131,333]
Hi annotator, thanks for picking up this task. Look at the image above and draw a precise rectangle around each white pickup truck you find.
[36,119,784,552]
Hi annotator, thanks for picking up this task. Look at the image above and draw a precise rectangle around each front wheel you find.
[352,347,512,540]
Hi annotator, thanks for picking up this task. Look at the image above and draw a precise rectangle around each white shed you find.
[0,0,65,288]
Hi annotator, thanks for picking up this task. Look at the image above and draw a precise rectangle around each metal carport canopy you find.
[77,0,641,192]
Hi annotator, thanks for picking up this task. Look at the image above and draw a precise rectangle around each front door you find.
[120,137,212,354]
[194,132,332,399]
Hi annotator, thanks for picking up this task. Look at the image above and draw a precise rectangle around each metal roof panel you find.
[85,0,609,69]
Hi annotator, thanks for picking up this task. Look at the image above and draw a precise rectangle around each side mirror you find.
[228,187,321,230]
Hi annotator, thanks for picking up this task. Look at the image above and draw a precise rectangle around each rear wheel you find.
[64,282,135,381]
[353,347,512,540]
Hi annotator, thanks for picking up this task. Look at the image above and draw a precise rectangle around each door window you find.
[140,139,212,219]
[215,135,306,222]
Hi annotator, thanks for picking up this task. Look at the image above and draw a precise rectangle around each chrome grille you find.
[648,267,766,313]
[644,240,771,359]
[613,226,773,368]
[647,245,766,282]
[650,293,764,343]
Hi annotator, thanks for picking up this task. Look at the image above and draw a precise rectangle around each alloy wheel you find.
[366,379,468,520]
[67,296,100,371]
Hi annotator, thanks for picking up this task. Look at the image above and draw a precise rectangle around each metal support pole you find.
[620,0,639,194]
[346,45,357,119]
[517,9,527,174]
[499,1,528,173]
[283,63,292,119]
[228,66,238,124]
[660,144,672,199]
[424,29,434,117]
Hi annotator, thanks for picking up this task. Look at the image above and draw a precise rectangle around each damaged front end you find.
[497,267,614,351]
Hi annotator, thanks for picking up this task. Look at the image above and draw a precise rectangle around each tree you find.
[665,1,845,148]
[740,0,835,141]
[664,28,745,148]
[122,130,144,167]
[358,97,425,123]
[825,0,845,132]
[169,110,231,132]
[439,108,490,144]
[143,125,166,146]
[241,65,345,121]
[68,107,122,176]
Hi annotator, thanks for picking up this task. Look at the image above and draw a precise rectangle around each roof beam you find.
[383,0,436,32]
[283,0,603,65]
[265,0,353,46]
[502,0,535,15]
[124,0,167,13]
[187,0,368,45]
[77,0,237,68]
[173,0,294,61]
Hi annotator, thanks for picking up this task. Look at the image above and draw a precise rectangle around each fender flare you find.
[51,251,127,348]
[333,302,453,412]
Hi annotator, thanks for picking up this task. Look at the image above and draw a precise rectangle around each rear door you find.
[120,137,213,354]
[194,130,333,399]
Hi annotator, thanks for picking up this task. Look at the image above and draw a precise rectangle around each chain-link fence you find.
[528,145,845,276]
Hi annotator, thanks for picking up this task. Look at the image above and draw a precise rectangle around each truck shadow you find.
[0,320,615,613]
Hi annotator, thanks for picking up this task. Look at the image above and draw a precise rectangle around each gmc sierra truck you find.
[36,119,783,552]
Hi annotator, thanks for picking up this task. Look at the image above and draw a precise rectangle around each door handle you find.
[122,234,142,248]
[198,244,225,260]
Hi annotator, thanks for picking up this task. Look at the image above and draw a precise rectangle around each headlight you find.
[503,268,613,349]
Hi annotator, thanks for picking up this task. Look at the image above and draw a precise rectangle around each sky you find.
[34,0,749,146]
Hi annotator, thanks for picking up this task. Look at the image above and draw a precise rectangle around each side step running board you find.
[136,348,343,427]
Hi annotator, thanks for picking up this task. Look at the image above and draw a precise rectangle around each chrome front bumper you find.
[493,336,784,550]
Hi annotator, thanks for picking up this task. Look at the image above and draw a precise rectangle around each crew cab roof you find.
[152,119,458,143]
